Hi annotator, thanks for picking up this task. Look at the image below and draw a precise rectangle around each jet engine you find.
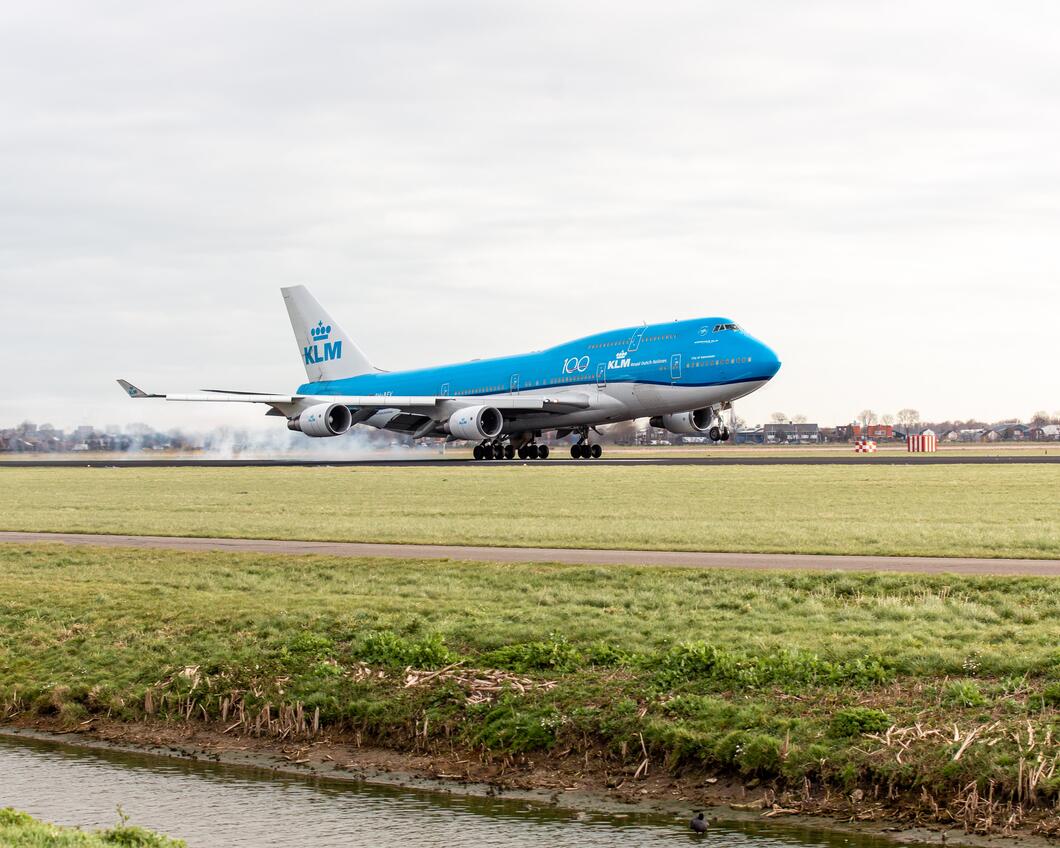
[287,402,354,437]
[445,405,503,440]
[650,408,714,435]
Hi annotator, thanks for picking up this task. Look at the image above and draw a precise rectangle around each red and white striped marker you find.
[854,440,878,453]
[907,433,937,452]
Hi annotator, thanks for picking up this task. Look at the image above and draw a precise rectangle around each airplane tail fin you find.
[281,285,377,382]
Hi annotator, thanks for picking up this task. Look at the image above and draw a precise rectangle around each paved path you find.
[2,531,1057,576]
[0,454,1056,467]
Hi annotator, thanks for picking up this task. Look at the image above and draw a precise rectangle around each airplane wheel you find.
[528,444,539,459]
[517,445,528,460]
[473,445,484,460]
[580,443,592,459]
[721,428,731,441]
[708,426,721,442]
[591,444,602,459]
[570,445,580,459]
[493,444,505,460]
[538,444,549,459]
[504,444,515,460]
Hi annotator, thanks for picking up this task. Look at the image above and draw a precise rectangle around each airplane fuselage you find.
[299,317,781,435]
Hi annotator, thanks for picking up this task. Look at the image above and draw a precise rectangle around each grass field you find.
[3,544,1060,823]
[0,465,1057,558]
[0,808,183,847]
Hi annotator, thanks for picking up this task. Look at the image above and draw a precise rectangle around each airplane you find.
[119,285,781,460]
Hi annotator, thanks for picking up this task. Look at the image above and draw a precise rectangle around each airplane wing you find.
[117,380,590,435]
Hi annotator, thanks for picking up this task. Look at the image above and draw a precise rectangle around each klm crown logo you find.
[303,319,342,365]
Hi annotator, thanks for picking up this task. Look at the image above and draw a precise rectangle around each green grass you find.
[3,544,1060,820]
[0,808,184,847]
[0,465,1057,558]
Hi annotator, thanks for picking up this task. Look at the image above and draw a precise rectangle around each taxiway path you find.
[2,531,1058,576]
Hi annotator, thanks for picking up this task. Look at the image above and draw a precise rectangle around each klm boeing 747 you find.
[119,286,781,460]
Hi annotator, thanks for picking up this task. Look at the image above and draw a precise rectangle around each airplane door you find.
[670,354,682,382]
[628,326,646,352]
[510,374,519,394]
[596,362,607,388]
[440,382,450,396]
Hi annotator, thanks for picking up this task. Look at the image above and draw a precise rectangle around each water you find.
[0,735,909,848]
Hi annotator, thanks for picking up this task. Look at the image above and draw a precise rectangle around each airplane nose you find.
[752,340,781,378]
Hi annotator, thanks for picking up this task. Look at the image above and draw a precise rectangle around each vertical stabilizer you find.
[281,285,377,382]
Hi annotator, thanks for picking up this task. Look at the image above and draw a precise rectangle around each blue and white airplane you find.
[119,286,781,460]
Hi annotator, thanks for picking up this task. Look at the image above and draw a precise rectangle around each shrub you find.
[944,680,987,707]
[469,698,561,753]
[655,642,893,689]
[1041,681,1060,706]
[358,631,455,669]
[737,733,783,776]
[830,707,891,737]
[286,632,334,656]
[482,637,582,673]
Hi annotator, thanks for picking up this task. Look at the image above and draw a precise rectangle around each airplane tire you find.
[538,445,549,459]
[517,445,528,460]
[591,444,602,459]
[721,428,731,441]
[570,445,580,459]
[504,444,515,460]
[493,444,504,460]
[708,426,721,442]
[528,444,539,459]
[473,445,484,460]
[580,444,592,459]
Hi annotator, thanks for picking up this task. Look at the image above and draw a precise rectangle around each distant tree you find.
[1031,410,1050,427]
[732,415,747,430]
[770,412,788,423]
[793,415,807,424]
[882,414,894,426]
[857,409,878,428]
[897,408,920,429]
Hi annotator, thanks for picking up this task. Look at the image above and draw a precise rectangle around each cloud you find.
[1,1,1057,429]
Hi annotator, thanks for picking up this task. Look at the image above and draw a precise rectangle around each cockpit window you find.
[713,323,741,332]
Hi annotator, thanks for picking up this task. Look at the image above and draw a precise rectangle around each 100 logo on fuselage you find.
[562,355,589,374]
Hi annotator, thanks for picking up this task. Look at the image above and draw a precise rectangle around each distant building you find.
[764,422,819,444]
[734,427,764,444]
[852,424,895,441]
[1030,424,1060,440]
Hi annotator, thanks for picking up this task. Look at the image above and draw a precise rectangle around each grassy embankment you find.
[0,807,183,847]
[0,465,1057,558]
[3,545,1060,832]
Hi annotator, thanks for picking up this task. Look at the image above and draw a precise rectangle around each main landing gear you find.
[569,427,603,459]
[472,438,550,461]
[708,425,731,442]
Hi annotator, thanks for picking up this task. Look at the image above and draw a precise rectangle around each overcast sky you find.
[2,1,1057,432]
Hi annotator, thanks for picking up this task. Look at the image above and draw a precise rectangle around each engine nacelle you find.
[445,405,503,440]
[287,403,353,437]
[650,408,714,436]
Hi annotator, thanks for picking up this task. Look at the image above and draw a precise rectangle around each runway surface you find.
[3,531,1058,576]
[1,454,1056,468]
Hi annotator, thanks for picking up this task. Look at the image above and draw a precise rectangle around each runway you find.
[3,531,1058,576]
[1,454,1056,468]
